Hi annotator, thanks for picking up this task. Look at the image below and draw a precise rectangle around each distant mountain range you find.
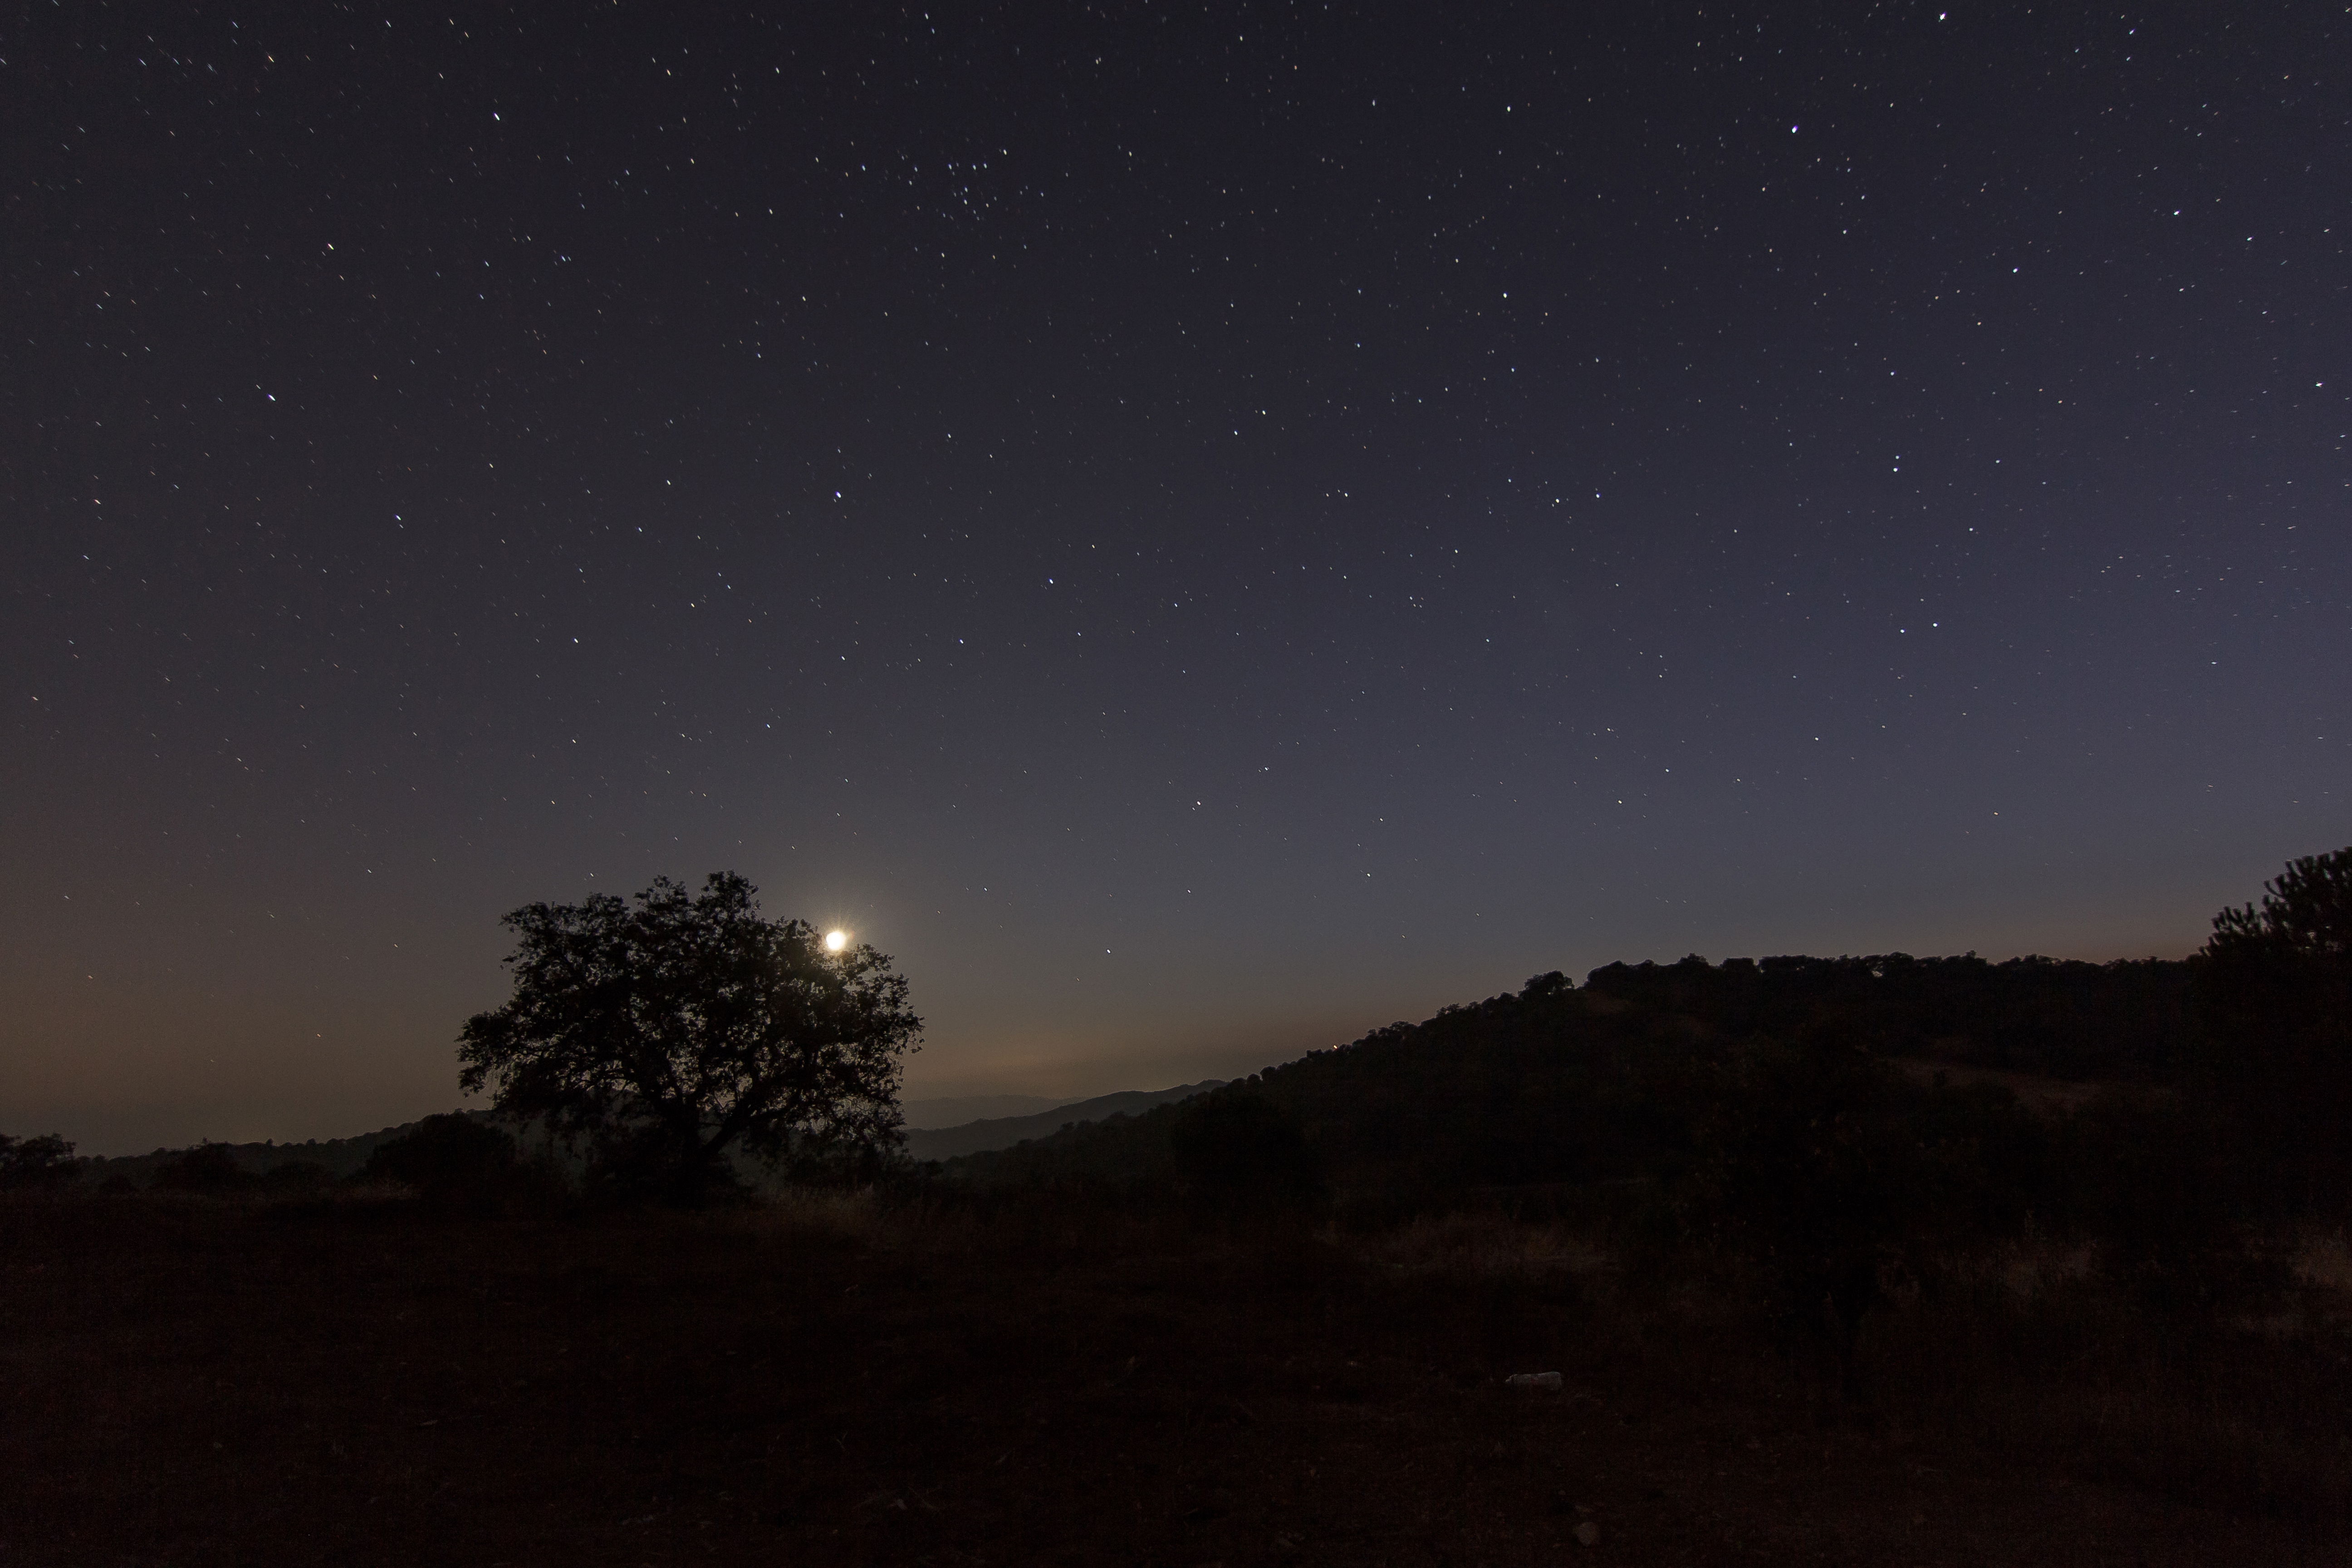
[901,1082,1226,1161]
[65,1083,1230,1181]
[901,1093,1081,1130]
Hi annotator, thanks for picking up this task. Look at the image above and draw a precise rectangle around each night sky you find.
[7,3,2346,1153]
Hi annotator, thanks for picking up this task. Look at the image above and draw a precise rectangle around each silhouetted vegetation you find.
[256,1159,337,1196]
[1581,951,2195,1079]
[458,872,922,1205]
[356,1113,527,1211]
[0,1132,76,1190]
[1167,1087,1326,1211]
[67,1121,494,1191]
[152,1140,256,1193]
[2193,845,2352,1219]
[953,848,2352,1353]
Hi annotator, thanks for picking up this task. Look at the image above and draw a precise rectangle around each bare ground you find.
[2,1194,2343,1566]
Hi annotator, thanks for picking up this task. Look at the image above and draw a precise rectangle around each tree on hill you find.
[0,1132,77,1190]
[458,873,922,1204]
[2196,846,2352,1215]
[1580,951,2194,1079]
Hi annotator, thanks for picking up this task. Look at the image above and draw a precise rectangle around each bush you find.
[258,1160,336,1196]
[580,1122,751,1209]
[1680,1035,1918,1372]
[358,1115,524,1211]
[2059,1096,2282,1318]
[154,1142,255,1193]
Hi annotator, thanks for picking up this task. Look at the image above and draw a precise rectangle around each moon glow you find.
[824,929,848,953]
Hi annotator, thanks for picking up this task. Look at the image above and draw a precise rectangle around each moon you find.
[824,929,848,953]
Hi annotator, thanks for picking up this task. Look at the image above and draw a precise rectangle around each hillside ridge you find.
[904,1081,1227,1161]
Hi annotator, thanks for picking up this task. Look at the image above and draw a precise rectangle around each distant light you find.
[824,929,848,953]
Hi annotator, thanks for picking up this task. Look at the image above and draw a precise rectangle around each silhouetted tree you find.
[2195,846,2352,1215]
[2210,846,2352,960]
[0,1132,77,1190]
[1582,951,2193,1078]
[458,873,921,1204]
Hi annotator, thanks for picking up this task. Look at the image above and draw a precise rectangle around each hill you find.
[945,953,2196,1215]
[946,974,1698,1205]
[902,1082,1225,1161]
[902,1093,1078,1129]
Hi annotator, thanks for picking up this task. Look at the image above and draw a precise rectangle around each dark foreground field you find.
[4,1193,2346,1567]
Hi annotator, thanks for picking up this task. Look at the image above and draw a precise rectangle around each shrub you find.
[258,1160,336,1196]
[358,1114,524,1211]
[154,1142,255,1193]
[2059,1096,2281,1318]
[1680,1035,1919,1373]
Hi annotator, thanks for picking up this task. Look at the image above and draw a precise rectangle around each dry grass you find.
[1351,1210,1612,1280]
[1350,1212,2352,1530]
[2293,1228,2352,1296]
[1889,1056,2129,1113]
[751,1182,898,1241]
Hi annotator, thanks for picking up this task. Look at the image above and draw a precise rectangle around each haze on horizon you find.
[6,5,2344,1156]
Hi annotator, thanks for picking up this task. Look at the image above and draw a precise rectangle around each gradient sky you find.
[7,2,2346,1154]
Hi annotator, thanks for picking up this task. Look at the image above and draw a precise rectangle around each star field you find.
[5,2,2347,1151]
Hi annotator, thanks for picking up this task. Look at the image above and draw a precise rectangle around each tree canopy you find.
[0,1132,77,1190]
[2195,845,2352,1210]
[458,873,921,1201]
[2207,846,2352,963]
